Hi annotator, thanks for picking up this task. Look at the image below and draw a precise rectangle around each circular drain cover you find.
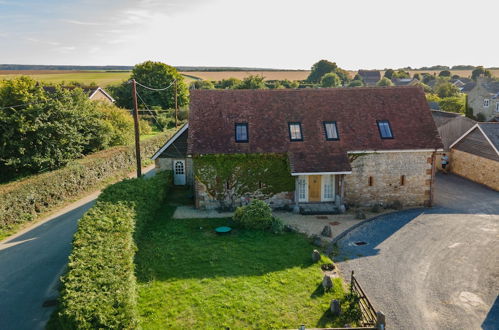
[215,226,232,234]
[354,241,367,246]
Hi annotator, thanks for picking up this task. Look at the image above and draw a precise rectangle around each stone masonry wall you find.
[344,152,434,207]
[450,149,499,191]
[195,179,294,210]
[155,157,194,185]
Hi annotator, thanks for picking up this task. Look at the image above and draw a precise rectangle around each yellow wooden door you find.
[308,175,321,202]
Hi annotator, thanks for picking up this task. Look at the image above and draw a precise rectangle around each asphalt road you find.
[0,166,155,330]
[336,173,499,329]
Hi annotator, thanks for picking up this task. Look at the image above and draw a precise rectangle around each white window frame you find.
[483,99,490,108]
[321,175,335,202]
[297,176,308,202]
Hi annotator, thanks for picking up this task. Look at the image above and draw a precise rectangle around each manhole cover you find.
[354,241,367,246]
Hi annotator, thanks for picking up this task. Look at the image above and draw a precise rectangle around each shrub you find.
[55,171,171,329]
[0,132,171,237]
[139,119,152,135]
[270,216,284,234]
[233,200,273,230]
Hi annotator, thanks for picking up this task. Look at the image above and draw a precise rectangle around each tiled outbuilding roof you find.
[188,87,443,173]
[479,123,499,151]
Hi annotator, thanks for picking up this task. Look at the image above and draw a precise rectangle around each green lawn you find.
[135,190,359,329]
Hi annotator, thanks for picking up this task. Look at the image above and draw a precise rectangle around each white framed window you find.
[377,120,393,139]
[297,176,307,202]
[288,122,303,141]
[322,175,335,201]
[483,99,490,108]
[235,123,248,142]
[323,121,339,140]
[496,102,499,112]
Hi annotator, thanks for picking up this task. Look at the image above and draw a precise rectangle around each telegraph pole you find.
[131,79,142,177]
[174,79,178,128]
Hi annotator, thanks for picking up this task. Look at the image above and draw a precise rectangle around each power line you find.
[134,80,176,91]
[135,91,164,130]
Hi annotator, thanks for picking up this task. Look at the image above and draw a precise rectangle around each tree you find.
[422,73,436,85]
[320,73,341,87]
[414,82,432,93]
[190,80,215,90]
[413,73,421,81]
[383,69,394,79]
[307,60,338,83]
[471,66,492,80]
[391,70,410,79]
[434,80,460,98]
[376,77,394,86]
[439,96,465,113]
[109,61,189,109]
[438,70,451,77]
[216,77,241,89]
[235,75,267,89]
[348,80,364,87]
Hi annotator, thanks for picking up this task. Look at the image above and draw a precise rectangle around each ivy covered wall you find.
[193,154,295,209]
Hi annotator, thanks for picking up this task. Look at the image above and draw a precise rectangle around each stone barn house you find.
[357,70,381,86]
[152,87,443,212]
[467,78,499,121]
[43,86,115,104]
[449,123,499,191]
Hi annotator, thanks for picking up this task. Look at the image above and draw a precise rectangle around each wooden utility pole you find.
[131,79,142,177]
[174,79,178,128]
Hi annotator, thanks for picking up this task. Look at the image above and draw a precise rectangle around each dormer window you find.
[483,99,490,108]
[288,122,303,141]
[323,121,339,140]
[235,123,248,142]
[377,120,393,139]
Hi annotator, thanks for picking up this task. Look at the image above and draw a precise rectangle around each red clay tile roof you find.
[187,87,443,173]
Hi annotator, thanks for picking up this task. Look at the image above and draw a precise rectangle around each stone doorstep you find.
[299,203,340,215]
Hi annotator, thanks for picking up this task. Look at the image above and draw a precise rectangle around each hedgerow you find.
[54,170,171,329]
[0,132,171,237]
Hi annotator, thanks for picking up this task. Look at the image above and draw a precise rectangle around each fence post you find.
[375,311,386,330]
[350,270,354,295]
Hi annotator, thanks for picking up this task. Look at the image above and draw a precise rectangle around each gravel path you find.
[335,173,499,329]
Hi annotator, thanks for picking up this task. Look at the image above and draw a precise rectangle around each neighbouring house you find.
[428,101,441,111]
[42,86,115,103]
[431,110,476,170]
[467,78,499,121]
[449,123,499,190]
[392,78,419,86]
[153,87,443,212]
[357,70,381,86]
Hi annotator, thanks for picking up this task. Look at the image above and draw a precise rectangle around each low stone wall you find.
[195,180,294,210]
[344,152,434,207]
[450,149,499,191]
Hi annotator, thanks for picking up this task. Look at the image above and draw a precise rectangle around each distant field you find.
[181,70,313,81]
[404,69,499,79]
[0,71,131,87]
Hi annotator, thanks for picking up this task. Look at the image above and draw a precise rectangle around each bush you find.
[0,132,172,237]
[139,119,152,135]
[270,216,284,234]
[54,171,171,329]
[233,200,273,230]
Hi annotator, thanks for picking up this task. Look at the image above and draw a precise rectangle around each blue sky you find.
[1,0,498,69]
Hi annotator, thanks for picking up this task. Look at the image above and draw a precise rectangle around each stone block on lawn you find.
[321,225,332,237]
[312,249,321,262]
[322,274,333,292]
[355,210,366,220]
[330,299,341,316]
[312,235,323,247]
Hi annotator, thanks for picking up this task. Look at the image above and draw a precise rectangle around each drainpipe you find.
[429,149,437,207]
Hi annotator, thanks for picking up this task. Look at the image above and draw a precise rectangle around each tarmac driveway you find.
[336,173,499,330]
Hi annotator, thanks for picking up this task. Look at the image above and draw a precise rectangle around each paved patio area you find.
[173,205,393,241]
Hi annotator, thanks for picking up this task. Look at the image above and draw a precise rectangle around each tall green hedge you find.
[54,170,171,329]
[0,132,171,236]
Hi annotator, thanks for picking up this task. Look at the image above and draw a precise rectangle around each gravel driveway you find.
[335,173,499,329]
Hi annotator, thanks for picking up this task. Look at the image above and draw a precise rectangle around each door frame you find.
[173,159,186,185]
[297,174,335,202]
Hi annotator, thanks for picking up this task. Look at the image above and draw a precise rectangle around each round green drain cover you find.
[215,226,232,233]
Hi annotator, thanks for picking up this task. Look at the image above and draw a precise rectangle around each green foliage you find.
[270,216,284,234]
[321,72,341,87]
[215,77,242,89]
[391,69,410,79]
[465,94,474,119]
[55,171,171,329]
[348,80,364,87]
[110,61,189,109]
[194,154,295,209]
[376,77,394,86]
[422,73,436,84]
[414,81,432,93]
[439,96,465,113]
[383,69,394,79]
[0,132,171,238]
[0,77,137,180]
[434,80,460,98]
[139,119,152,135]
[475,112,486,122]
[190,80,215,90]
[235,75,267,89]
[471,66,491,80]
[438,70,451,77]
[307,60,349,84]
[233,199,273,230]
[425,93,441,103]
[413,73,421,80]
